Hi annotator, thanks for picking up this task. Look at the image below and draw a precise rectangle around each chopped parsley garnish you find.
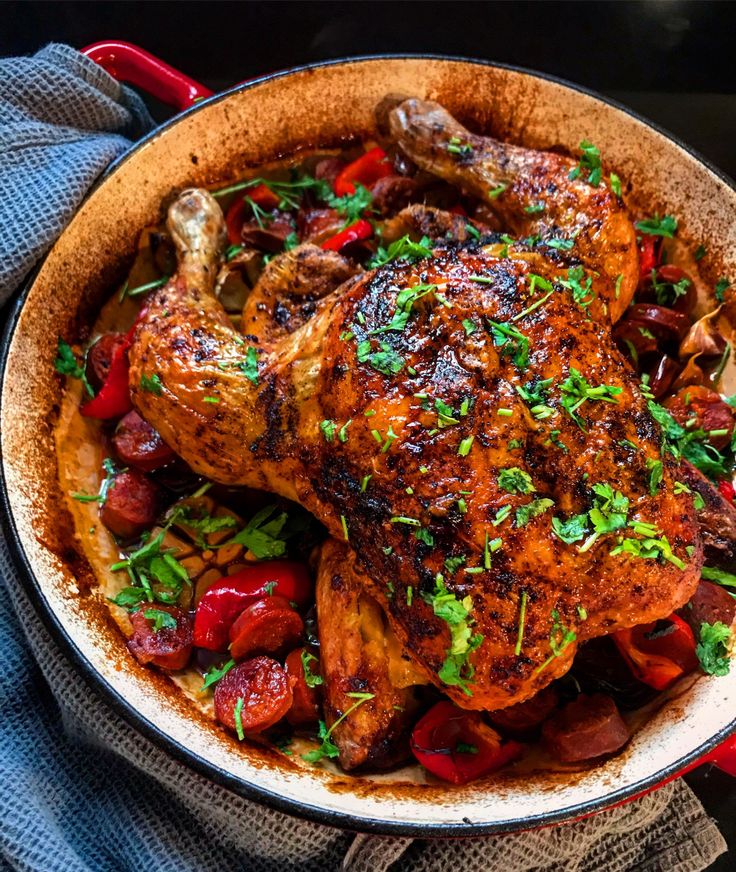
[715,277,731,303]
[144,608,177,632]
[498,467,535,495]
[515,591,528,656]
[648,400,729,480]
[444,555,467,574]
[110,528,191,608]
[588,482,629,535]
[551,513,589,544]
[559,266,595,312]
[330,183,373,226]
[462,318,477,336]
[569,140,602,186]
[302,692,375,763]
[301,650,324,687]
[536,609,577,673]
[492,505,512,526]
[694,244,707,262]
[367,234,433,269]
[516,497,554,527]
[201,658,235,691]
[233,698,246,740]
[646,458,664,496]
[524,202,545,214]
[238,346,259,384]
[457,435,475,457]
[610,534,685,570]
[447,136,473,156]
[356,339,405,377]
[636,214,678,238]
[701,566,736,588]
[414,527,435,546]
[673,480,706,511]
[320,419,336,442]
[423,574,483,695]
[696,622,732,676]
[175,503,237,549]
[547,236,576,251]
[489,183,508,199]
[516,377,555,420]
[560,368,622,429]
[488,319,530,369]
[610,173,621,197]
[371,283,435,334]
[140,373,163,395]
[340,514,349,541]
[338,420,352,442]
[651,269,690,308]
[55,338,94,397]
[224,503,310,559]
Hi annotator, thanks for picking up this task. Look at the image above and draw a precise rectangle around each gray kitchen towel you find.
[0,42,729,872]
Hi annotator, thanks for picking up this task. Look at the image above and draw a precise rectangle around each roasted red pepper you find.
[225,184,281,245]
[410,701,523,785]
[80,326,134,420]
[321,218,373,252]
[719,480,735,502]
[193,562,312,651]
[333,147,392,196]
[612,614,698,691]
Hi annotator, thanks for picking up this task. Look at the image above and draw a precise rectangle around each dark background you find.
[1,1,735,867]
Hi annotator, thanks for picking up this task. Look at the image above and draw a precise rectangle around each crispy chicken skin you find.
[129,103,702,712]
[316,539,423,770]
[389,98,638,322]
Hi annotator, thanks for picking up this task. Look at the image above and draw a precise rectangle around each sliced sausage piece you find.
[314,157,346,187]
[664,386,735,450]
[113,410,176,472]
[127,605,192,670]
[487,686,559,737]
[369,175,422,216]
[284,647,321,726]
[214,656,295,734]
[85,332,127,391]
[100,469,159,539]
[240,213,295,253]
[680,581,736,634]
[542,693,630,763]
[228,595,304,660]
[298,208,344,245]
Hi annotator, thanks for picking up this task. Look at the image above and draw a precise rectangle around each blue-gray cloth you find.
[0,43,728,872]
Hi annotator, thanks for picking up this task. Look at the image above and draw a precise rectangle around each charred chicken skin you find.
[129,99,702,713]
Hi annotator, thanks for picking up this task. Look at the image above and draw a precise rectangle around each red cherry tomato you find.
[321,218,373,252]
[193,562,312,651]
[228,596,304,660]
[410,701,523,785]
[719,480,735,502]
[612,614,698,691]
[80,324,136,420]
[333,146,392,196]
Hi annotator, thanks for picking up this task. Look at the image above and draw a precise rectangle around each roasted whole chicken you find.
[127,98,704,715]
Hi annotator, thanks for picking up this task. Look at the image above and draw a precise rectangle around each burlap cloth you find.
[0,43,728,871]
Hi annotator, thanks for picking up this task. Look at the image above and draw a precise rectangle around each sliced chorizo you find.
[487,686,559,737]
[85,332,127,391]
[214,656,295,734]
[113,410,176,472]
[664,385,735,450]
[680,581,736,634]
[369,175,421,216]
[314,157,346,186]
[542,693,630,763]
[100,469,159,539]
[127,605,192,670]
[240,213,295,252]
[284,647,321,726]
[228,595,304,660]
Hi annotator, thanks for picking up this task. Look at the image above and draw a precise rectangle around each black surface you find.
[1,0,734,864]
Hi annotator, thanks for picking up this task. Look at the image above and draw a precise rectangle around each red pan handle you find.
[82,40,213,111]
[701,731,736,776]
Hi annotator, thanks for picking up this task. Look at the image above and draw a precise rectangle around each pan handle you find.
[81,40,213,111]
[702,731,736,776]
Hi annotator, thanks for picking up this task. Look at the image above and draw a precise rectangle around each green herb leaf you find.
[201,658,236,691]
[498,467,535,495]
[701,566,736,587]
[302,693,375,763]
[569,140,602,186]
[696,621,732,676]
[140,373,163,395]
[143,608,177,632]
[367,234,433,269]
[55,338,94,397]
[301,650,324,687]
[516,497,554,528]
[551,514,589,544]
[237,346,259,385]
[636,214,678,238]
